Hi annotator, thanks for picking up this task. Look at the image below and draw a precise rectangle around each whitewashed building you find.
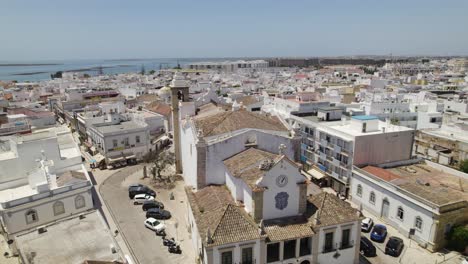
[178,107,300,189]
[186,147,361,264]
[0,126,93,236]
[350,161,468,252]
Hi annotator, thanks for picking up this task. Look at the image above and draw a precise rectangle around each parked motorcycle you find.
[168,244,182,254]
[156,229,166,237]
[163,237,176,247]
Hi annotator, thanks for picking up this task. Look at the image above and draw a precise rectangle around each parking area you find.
[317,187,464,264]
[359,209,462,264]
[99,165,195,264]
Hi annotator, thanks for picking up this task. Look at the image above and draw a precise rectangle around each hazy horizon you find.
[2,0,468,61]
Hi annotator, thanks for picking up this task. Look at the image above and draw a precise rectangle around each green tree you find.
[460,160,468,173]
[140,65,146,75]
[83,73,90,78]
[149,70,156,75]
[447,225,468,252]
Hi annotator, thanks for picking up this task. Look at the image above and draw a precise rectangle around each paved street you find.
[99,165,195,264]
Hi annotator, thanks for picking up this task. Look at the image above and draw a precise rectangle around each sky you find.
[1,0,468,61]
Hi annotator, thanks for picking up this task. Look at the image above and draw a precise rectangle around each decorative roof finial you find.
[278,144,286,155]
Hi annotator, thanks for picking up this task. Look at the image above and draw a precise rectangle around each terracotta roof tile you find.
[236,96,262,106]
[194,109,288,137]
[264,216,314,242]
[223,148,279,188]
[307,193,360,228]
[211,204,260,246]
[362,166,401,182]
[145,101,171,117]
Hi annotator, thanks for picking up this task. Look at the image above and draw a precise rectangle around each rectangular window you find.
[124,137,129,147]
[341,229,351,249]
[241,247,253,264]
[113,139,118,148]
[136,135,140,144]
[267,243,280,263]
[221,251,232,264]
[283,239,296,259]
[299,237,312,256]
[324,232,334,253]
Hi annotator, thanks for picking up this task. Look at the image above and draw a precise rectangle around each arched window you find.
[397,206,404,220]
[25,210,38,224]
[415,216,423,230]
[53,201,65,216]
[75,195,86,209]
[369,192,376,204]
[356,185,362,197]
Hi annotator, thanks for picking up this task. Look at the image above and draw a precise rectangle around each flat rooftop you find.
[0,185,38,205]
[94,121,146,134]
[15,211,122,264]
[323,120,413,138]
[362,162,468,206]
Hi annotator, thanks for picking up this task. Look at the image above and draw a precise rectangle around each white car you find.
[144,217,166,232]
[361,217,374,232]
[133,194,155,205]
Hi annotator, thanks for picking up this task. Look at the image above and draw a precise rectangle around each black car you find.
[385,237,404,257]
[142,200,165,211]
[128,184,145,192]
[129,186,156,199]
[146,208,171,219]
[360,236,376,257]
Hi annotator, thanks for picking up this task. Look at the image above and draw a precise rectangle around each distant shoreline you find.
[11,64,133,76]
[0,63,62,67]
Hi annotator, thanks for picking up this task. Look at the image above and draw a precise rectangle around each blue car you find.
[370,224,387,242]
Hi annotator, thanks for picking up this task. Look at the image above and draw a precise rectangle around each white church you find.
[170,73,361,264]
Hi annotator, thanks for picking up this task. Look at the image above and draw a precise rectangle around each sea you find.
[0,58,232,82]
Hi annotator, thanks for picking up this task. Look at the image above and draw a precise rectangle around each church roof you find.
[185,186,260,247]
[223,148,280,189]
[307,193,361,227]
[264,215,315,242]
[194,109,288,137]
[211,204,260,246]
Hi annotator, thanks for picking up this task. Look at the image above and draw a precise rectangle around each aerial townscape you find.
[1,1,468,264]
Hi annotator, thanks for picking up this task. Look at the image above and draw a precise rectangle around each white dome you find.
[158,86,171,98]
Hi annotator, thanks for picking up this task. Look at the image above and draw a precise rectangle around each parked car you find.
[146,208,171,219]
[360,236,376,257]
[144,217,166,232]
[128,184,145,191]
[133,194,155,205]
[142,200,165,211]
[129,186,156,199]
[385,237,404,257]
[361,217,374,232]
[370,224,387,242]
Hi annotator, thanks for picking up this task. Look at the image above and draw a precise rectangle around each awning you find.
[308,168,326,180]
[108,156,125,163]
[125,154,136,160]
[91,153,105,163]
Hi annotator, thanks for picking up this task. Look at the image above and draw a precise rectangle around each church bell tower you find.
[170,72,189,174]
